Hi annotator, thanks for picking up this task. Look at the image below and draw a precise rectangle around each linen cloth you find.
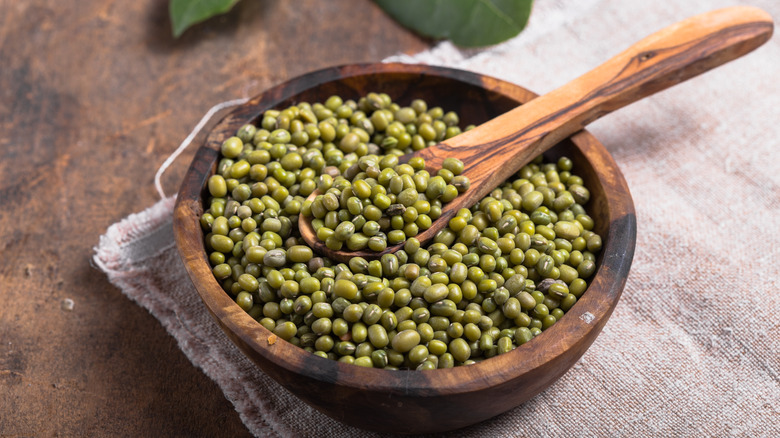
[94,1,780,436]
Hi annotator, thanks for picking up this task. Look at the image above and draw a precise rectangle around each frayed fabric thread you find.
[153,98,249,199]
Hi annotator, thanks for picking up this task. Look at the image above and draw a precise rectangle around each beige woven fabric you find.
[95,1,780,436]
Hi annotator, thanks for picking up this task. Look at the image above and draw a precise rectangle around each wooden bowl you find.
[173,63,637,434]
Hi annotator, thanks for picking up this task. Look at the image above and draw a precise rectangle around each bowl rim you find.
[173,62,637,397]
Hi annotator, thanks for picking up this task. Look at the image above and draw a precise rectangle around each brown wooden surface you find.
[298,6,773,263]
[0,2,428,436]
[174,64,637,434]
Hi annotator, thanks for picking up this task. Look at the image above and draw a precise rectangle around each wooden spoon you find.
[300,6,773,262]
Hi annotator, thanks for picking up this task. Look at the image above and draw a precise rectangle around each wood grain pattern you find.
[298,6,773,262]
[174,63,637,434]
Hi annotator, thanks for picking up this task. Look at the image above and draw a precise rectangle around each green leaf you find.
[170,0,241,38]
[374,0,533,47]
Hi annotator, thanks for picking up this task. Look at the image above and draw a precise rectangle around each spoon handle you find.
[298,7,772,262]
[415,6,772,206]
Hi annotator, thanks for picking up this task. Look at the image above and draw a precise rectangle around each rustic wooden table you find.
[0,1,427,435]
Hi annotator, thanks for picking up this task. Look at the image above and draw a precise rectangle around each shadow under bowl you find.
[173,63,637,434]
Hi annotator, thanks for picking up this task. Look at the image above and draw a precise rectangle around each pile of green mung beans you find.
[302,152,469,251]
[200,92,602,370]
